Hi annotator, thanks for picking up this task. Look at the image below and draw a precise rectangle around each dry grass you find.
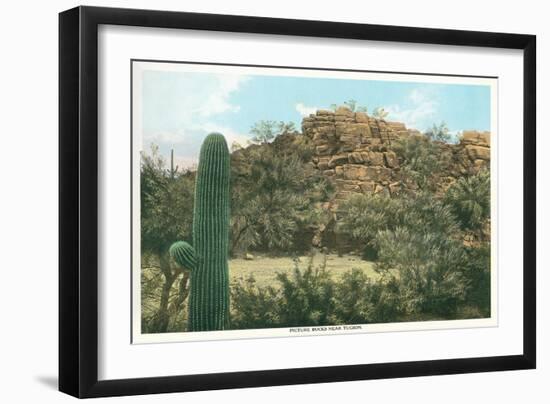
[229,253,378,288]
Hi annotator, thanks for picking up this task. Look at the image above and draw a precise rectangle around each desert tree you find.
[372,107,389,120]
[230,139,332,255]
[425,122,452,143]
[140,144,195,332]
[330,100,368,113]
[249,120,296,144]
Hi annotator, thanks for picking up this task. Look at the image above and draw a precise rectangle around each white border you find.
[98,24,523,381]
[131,60,499,344]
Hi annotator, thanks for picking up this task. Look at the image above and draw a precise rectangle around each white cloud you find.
[145,124,251,169]
[199,123,251,148]
[385,89,438,130]
[448,129,462,144]
[141,72,252,169]
[196,75,249,117]
[172,155,199,171]
[147,131,186,144]
[295,102,317,117]
[409,88,427,104]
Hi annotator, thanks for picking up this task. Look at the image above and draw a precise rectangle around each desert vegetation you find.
[140,108,491,333]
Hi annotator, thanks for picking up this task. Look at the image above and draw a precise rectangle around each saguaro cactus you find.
[169,241,197,270]
[170,133,231,331]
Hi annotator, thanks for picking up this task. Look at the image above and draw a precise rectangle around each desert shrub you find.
[230,275,279,329]
[274,258,336,327]
[140,144,195,333]
[338,194,403,240]
[330,269,403,324]
[374,227,468,317]
[337,189,490,318]
[400,192,461,237]
[337,193,403,259]
[249,120,296,144]
[338,192,459,260]
[425,122,452,143]
[393,134,445,191]
[461,243,491,317]
[230,142,332,255]
[445,169,490,237]
[363,193,468,317]
[229,245,489,329]
[231,258,406,330]
[230,257,335,329]
[361,244,379,261]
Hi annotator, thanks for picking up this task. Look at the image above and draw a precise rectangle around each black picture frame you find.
[59,5,536,398]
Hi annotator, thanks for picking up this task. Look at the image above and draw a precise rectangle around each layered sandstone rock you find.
[302,107,490,206]
[304,107,416,204]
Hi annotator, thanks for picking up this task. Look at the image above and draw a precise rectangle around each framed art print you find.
[59,6,536,398]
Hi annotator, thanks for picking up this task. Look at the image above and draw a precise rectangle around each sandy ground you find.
[229,253,378,288]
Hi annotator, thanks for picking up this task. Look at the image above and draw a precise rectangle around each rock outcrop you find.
[302,107,490,206]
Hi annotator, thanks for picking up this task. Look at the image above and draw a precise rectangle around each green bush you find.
[330,269,403,324]
[230,258,335,329]
[392,134,446,191]
[140,144,195,333]
[461,243,491,317]
[375,227,468,317]
[274,258,335,327]
[230,275,279,329]
[230,141,332,255]
[339,191,481,318]
[339,192,459,260]
[445,169,490,237]
[231,257,410,329]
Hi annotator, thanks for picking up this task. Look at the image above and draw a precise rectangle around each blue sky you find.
[140,69,491,169]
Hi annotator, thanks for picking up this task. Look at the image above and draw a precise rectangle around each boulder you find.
[328,153,349,168]
[317,157,330,170]
[348,152,364,164]
[355,111,369,123]
[366,151,385,166]
[316,145,330,155]
[334,106,354,117]
[343,164,369,180]
[384,151,398,168]
[366,166,392,182]
[465,145,490,161]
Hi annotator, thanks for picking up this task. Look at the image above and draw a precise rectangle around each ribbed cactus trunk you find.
[189,133,230,331]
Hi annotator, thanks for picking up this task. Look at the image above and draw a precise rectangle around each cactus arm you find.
[169,241,197,270]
